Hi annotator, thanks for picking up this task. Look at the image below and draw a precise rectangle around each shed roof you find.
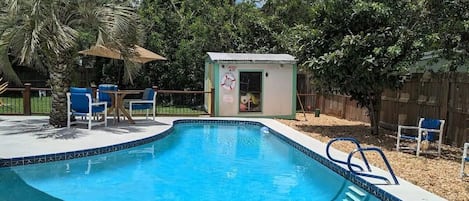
[207,52,296,64]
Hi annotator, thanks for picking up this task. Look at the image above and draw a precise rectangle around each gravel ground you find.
[276,113,469,201]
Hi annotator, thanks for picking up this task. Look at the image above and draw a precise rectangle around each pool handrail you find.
[347,147,399,185]
[326,137,371,172]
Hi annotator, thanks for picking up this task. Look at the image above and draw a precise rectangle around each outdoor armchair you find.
[128,88,156,120]
[67,87,107,130]
[396,118,445,157]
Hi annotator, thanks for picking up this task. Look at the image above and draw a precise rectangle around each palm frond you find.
[97,5,142,47]
[0,77,8,94]
[122,60,142,85]
[5,0,18,16]
[49,13,78,52]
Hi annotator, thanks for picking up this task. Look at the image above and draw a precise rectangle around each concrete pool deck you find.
[0,116,446,201]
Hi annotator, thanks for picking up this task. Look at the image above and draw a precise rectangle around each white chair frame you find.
[67,92,108,130]
[461,143,469,178]
[129,91,157,120]
[396,118,445,157]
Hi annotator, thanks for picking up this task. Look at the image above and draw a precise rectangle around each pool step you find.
[342,185,368,201]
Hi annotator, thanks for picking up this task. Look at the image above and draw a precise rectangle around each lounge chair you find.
[461,143,469,178]
[396,118,445,156]
[67,87,107,130]
[128,88,156,120]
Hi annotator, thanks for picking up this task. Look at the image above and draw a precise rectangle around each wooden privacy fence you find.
[307,73,469,147]
[380,72,469,146]
[295,92,369,122]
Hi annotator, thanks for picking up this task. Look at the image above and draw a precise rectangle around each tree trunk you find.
[49,58,71,128]
[367,92,382,135]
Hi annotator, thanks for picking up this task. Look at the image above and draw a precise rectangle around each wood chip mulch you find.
[276,113,469,201]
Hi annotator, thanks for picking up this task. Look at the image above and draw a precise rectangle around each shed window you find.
[239,72,262,112]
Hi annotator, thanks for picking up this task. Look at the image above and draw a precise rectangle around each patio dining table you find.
[103,90,141,124]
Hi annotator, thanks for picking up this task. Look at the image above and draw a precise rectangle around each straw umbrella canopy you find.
[79,44,166,85]
[78,45,166,64]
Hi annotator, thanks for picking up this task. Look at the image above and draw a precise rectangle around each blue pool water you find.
[0,123,380,201]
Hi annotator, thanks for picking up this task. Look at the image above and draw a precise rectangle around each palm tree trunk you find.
[49,58,71,127]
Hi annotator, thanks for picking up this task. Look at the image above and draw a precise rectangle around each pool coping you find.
[0,116,446,201]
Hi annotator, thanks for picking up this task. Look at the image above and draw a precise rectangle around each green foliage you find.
[421,0,469,70]
[309,1,420,95]
[137,0,278,90]
[301,1,424,134]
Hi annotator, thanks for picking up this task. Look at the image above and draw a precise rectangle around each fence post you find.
[210,88,215,117]
[91,84,98,100]
[23,83,32,115]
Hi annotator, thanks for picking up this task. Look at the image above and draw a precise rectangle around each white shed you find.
[204,52,297,119]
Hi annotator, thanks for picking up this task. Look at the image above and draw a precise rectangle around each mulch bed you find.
[277,113,469,201]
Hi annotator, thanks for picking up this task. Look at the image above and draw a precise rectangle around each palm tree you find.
[0,0,142,127]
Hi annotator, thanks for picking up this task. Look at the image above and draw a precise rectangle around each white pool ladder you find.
[326,137,399,185]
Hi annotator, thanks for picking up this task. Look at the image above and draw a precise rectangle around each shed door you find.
[239,72,262,112]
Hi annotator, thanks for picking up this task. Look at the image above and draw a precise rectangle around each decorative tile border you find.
[0,127,174,168]
[173,119,263,126]
[0,119,399,201]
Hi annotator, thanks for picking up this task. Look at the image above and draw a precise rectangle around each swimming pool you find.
[0,121,384,201]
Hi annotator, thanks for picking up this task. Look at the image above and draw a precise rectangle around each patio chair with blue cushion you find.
[67,87,107,130]
[128,88,156,120]
[396,118,445,156]
[461,143,469,178]
[98,84,118,107]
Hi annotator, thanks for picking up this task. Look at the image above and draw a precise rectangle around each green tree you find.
[421,0,469,70]
[138,0,270,90]
[263,0,319,64]
[306,0,424,135]
[0,0,142,127]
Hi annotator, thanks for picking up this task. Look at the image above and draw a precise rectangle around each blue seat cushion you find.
[421,119,441,141]
[70,87,91,94]
[131,103,153,110]
[142,88,155,100]
[422,119,440,129]
[98,84,118,105]
[465,157,469,162]
[70,93,106,113]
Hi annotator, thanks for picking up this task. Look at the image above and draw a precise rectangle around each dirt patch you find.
[277,113,469,201]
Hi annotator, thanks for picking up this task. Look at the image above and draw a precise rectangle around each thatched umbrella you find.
[78,45,166,64]
[79,45,166,85]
